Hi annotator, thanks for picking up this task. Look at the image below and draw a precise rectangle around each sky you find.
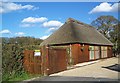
[0,2,119,39]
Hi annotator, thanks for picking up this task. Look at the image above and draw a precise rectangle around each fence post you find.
[41,46,44,75]
[45,45,49,75]
[41,45,49,76]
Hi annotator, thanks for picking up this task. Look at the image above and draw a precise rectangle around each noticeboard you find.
[34,50,41,56]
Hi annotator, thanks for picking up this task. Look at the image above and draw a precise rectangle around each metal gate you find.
[47,48,67,75]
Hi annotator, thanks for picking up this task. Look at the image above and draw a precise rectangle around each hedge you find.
[2,44,40,81]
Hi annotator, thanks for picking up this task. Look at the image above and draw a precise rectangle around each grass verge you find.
[2,72,42,83]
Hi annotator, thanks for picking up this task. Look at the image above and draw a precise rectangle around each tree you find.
[91,15,118,39]
[91,15,120,54]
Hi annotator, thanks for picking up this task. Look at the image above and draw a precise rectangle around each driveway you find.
[50,57,119,79]
[23,57,119,82]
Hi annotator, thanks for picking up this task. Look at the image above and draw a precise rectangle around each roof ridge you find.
[66,18,94,28]
[66,18,83,24]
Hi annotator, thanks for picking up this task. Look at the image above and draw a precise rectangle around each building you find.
[40,18,113,75]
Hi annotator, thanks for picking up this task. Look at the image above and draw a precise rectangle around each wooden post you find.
[41,45,49,76]
[41,45,45,75]
[69,44,73,66]
[43,45,47,76]
[45,45,49,76]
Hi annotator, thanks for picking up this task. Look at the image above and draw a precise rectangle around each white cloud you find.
[40,35,50,40]
[21,17,63,29]
[46,27,58,33]
[15,32,25,36]
[48,27,57,32]
[43,20,63,28]
[20,23,35,27]
[0,29,11,34]
[0,2,37,13]
[89,2,120,14]
[111,3,120,12]
[22,17,48,23]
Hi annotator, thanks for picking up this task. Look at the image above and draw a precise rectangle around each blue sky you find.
[1,2,119,39]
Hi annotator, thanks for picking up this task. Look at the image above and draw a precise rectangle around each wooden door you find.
[48,48,67,75]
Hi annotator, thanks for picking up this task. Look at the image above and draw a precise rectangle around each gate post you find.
[41,46,45,76]
[45,45,49,75]
[41,45,49,76]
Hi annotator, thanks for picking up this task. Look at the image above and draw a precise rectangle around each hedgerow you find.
[2,37,43,81]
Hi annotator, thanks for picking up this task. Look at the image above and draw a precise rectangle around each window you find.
[101,46,107,58]
[89,46,94,60]
[89,46,100,60]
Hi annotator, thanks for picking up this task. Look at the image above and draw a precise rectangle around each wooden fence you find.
[23,47,67,75]
[23,50,41,74]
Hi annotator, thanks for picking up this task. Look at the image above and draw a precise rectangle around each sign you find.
[34,50,41,56]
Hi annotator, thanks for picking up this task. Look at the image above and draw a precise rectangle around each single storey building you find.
[40,18,113,75]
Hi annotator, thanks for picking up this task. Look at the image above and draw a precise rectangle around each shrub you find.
[2,44,40,81]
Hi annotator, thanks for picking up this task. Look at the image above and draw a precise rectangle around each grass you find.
[9,73,41,81]
[2,72,42,83]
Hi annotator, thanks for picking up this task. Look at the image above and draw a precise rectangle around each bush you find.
[2,44,41,81]
[2,37,43,81]
[2,44,24,81]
